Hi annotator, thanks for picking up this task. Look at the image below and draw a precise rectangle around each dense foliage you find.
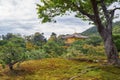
[0,22,120,70]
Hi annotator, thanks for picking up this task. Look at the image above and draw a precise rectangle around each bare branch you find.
[110,10,115,21]
[111,7,120,11]
[109,7,120,20]
[109,7,120,14]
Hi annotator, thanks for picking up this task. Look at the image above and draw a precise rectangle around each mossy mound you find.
[0,58,120,80]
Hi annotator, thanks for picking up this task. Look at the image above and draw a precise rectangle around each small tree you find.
[0,34,27,70]
[25,32,47,49]
[43,33,66,57]
[0,42,26,70]
[48,32,57,42]
[43,41,65,57]
[32,32,47,47]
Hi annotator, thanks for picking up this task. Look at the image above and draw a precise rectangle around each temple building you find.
[62,33,88,44]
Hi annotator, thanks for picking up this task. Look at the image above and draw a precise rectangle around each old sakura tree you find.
[37,0,120,65]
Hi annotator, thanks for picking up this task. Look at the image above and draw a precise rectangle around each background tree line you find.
[0,30,120,70]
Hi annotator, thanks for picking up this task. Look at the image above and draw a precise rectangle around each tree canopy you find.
[37,0,120,23]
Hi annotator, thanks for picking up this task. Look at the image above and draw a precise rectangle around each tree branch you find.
[109,10,115,21]
[100,0,110,24]
[90,0,104,27]
[109,7,120,20]
[110,7,120,12]
[72,3,95,21]
[90,0,107,39]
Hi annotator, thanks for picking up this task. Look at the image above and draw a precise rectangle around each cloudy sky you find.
[0,0,119,38]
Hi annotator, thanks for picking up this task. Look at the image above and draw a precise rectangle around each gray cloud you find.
[0,0,94,38]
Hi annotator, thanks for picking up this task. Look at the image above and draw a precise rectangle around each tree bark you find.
[96,23,119,65]
[102,29,119,65]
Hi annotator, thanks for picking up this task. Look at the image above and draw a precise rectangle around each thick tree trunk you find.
[103,33,119,64]
[99,28,119,65]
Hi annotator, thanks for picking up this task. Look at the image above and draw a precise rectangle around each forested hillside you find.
[82,21,120,36]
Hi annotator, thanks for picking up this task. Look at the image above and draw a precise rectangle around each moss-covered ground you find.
[0,56,120,80]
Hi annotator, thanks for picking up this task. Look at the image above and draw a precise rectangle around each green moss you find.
[100,66,120,80]
[0,58,120,80]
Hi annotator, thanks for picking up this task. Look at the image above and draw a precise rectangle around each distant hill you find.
[81,26,98,36]
[81,21,120,36]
